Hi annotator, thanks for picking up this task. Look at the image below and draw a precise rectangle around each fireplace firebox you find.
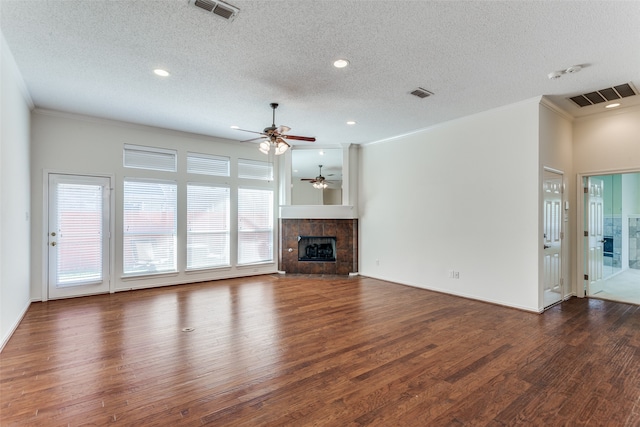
[298,236,336,262]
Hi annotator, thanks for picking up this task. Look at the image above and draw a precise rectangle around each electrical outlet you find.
[448,270,454,278]
[454,271,460,279]
[376,259,380,266]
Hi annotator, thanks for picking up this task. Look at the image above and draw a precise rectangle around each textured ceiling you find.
[2,0,640,160]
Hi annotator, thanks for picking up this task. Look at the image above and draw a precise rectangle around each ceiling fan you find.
[235,103,316,155]
[300,165,333,189]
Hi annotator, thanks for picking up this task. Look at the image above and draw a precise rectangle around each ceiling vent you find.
[189,0,239,21]
[410,88,434,99]
[569,83,637,108]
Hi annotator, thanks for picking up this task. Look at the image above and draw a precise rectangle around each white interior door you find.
[543,169,563,308]
[587,176,605,295]
[48,174,111,299]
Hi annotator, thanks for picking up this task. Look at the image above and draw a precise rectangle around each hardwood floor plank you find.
[1,275,639,426]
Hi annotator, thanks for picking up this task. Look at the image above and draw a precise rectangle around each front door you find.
[48,174,111,299]
[543,169,563,308]
[587,176,605,295]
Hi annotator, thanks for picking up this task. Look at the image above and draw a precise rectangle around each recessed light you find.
[153,68,170,77]
[230,125,240,129]
[319,151,324,156]
[605,103,621,109]
[333,59,349,69]
[346,121,356,125]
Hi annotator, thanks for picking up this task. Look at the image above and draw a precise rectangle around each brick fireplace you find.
[279,218,358,275]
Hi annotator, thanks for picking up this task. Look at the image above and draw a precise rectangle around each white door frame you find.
[575,167,640,298]
[42,171,116,301]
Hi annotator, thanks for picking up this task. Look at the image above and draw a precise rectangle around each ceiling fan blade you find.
[241,137,266,143]
[235,128,265,135]
[283,134,316,142]
[300,178,316,182]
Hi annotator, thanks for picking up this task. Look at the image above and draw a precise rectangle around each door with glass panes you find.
[48,174,111,299]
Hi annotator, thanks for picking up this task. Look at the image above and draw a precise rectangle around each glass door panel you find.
[48,174,110,299]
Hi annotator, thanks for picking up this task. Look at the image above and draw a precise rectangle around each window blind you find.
[187,184,230,269]
[123,144,177,172]
[123,179,177,275]
[238,159,273,181]
[187,152,230,176]
[238,188,273,264]
[56,182,103,285]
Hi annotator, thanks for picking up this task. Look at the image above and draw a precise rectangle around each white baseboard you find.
[0,300,31,353]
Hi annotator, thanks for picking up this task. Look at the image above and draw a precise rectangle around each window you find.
[238,158,273,181]
[187,152,230,177]
[54,180,104,285]
[123,179,177,275]
[124,144,177,172]
[187,184,230,269]
[238,188,273,264]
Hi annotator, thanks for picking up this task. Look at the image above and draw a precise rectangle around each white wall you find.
[538,101,574,304]
[574,107,640,174]
[359,98,541,311]
[1,35,32,349]
[30,111,278,300]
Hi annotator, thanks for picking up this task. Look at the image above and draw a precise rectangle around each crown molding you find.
[573,103,640,123]
[540,96,574,121]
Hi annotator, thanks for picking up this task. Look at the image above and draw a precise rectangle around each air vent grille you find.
[189,0,239,21]
[615,83,635,98]
[569,83,637,108]
[410,88,434,99]
[194,0,215,12]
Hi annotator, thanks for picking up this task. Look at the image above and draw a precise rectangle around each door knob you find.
[544,244,550,249]
[50,232,56,237]
[51,242,57,246]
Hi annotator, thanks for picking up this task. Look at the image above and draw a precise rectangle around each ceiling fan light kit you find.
[234,103,315,155]
[302,165,330,190]
[258,140,271,154]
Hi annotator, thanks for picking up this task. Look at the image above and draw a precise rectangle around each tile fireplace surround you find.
[279,218,358,275]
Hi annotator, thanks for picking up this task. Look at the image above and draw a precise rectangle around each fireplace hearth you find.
[298,236,336,262]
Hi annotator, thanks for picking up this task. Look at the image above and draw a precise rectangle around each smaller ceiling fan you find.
[235,103,316,155]
[300,165,334,189]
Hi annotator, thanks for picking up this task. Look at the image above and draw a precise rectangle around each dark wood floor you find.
[1,275,639,426]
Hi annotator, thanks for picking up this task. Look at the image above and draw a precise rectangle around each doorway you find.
[543,168,564,308]
[47,174,111,299]
[582,172,640,305]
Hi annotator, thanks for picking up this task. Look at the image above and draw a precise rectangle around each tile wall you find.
[279,219,358,275]
[629,218,640,269]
